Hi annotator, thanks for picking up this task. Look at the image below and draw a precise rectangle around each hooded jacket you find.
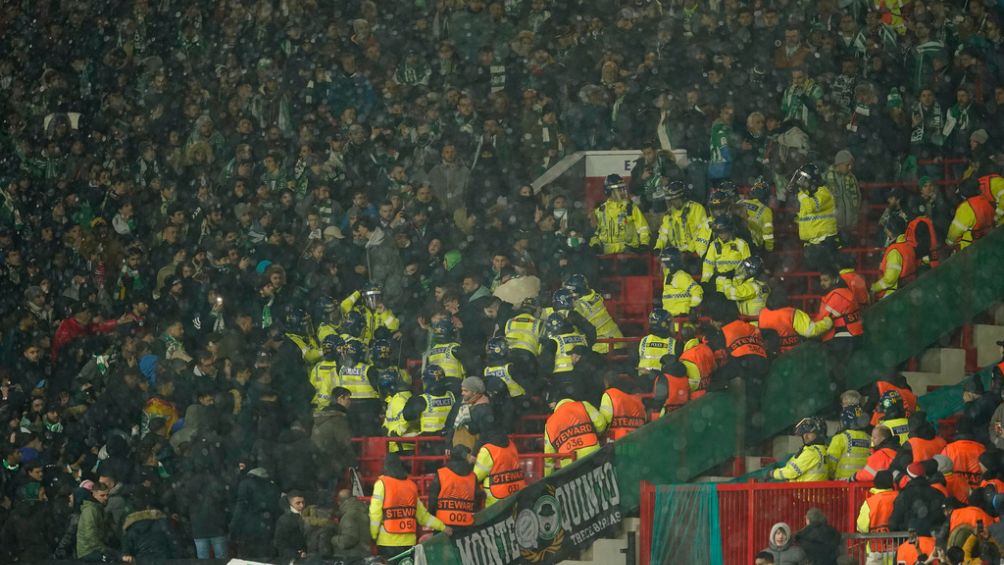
[122,509,177,558]
[761,522,809,564]
[331,496,369,558]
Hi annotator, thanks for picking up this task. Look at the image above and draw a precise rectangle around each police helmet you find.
[377,368,403,397]
[563,273,589,297]
[283,306,310,334]
[794,416,826,438]
[708,192,731,211]
[648,308,673,335]
[840,404,866,431]
[432,319,455,341]
[341,339,365,363]
[793,163,821,191]
[659,247,683,272]
[711,216,733,235]
[604,174,628,195]
[370,339,393,364]
[423,364,447,394]
[322,334,344,361]
[519,296,540,314]
[341,310,366,337]
[545,313,572,336]
[663,181,687,201]
[362,282,383,310]
[750,176,771,202]
[736,256,765,280]
[715,181,739,201]
[485,337,510,360]
[879,390,905,419]
[552,288,576,311]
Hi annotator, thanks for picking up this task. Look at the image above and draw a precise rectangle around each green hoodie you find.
[76,499,110,558]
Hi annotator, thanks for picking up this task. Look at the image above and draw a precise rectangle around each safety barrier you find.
[639,480,873,565]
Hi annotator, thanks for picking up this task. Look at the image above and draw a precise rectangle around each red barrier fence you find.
[640,480,873,565]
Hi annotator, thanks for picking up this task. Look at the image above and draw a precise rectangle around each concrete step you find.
[622,517,640,533]
[578,536,627,563]
[991,303,1004,325]
[903,370,964,396]
[919,347,966,378]
[973,323,1004,367]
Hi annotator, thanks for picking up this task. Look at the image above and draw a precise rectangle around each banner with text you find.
[452,445,622,565]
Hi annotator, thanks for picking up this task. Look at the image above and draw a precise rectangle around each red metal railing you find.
[640,481,874,565]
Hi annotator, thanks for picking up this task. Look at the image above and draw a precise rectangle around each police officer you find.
[337,339,381,436]
[636,309,679,375]
[771,417,829,482]
[504,297,544,374]
[426,319,466,395]
[654,181,710,256]
[340,282,401,343]
[380,369,419,454]
[369,453,449,558]
[564,273,625,353]
[791,163,839,270]
[429,446,478,530]
[876,391,910,445]
[826,401,871,480]
[659,247,703,319]
[701,216,751,285]
[588,174,651,254]
[339,310,368,345]
[275,306,319,415]
[315,295,343,343]
[483,337,536,424]
[371,338,411,386]
[707,182,753,244]
[544,394,607,476]
[539,314,590,395]
[715,255,769,320]
[309,334,342,411]
[540,288,597,343]
[740,176,775,252]
[411,365,456,438]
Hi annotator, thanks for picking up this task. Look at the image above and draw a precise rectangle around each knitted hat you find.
[907,462,926,479]
[918,176,933,188]
[971,129,989,144]
[886,89,904,108]
[444,249,462,271]
[834,150,854,166]
[461,376,485,394]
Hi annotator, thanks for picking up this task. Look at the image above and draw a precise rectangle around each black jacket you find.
[889,477,946,536]
[794,522,842,565]
[121,509,178,559]
[273,503,306,561]
[229,470,281,542]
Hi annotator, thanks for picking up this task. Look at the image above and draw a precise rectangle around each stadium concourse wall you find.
[413,182,1004,565]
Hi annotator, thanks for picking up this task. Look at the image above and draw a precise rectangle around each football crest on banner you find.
[515,485,564,562]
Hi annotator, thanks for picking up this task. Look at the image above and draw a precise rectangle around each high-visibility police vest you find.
[316,322,339,343]
[428,342,464,380]
[384,391,417,452]
[378,475,418,534]
[551,333,587,373]
[419,392,455,433]
[575,291,624,353]
[338,363,378,399]
[604,388,646,440]
[722,320,767,358]
[505,314,542,355]
[758,307,801,353]
[484,442,526,500]
[309,360,339,410]
[435,467,476,527]
[870,381,917,426]
[831,429,871,480]
[484,363,525,397]
[662,270,701,316]
[546,402,599,454]
[637,334,676,372]
[878,417,910,445]
[796,187,838,244]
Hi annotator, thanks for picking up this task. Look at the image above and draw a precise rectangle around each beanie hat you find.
[444,249,463,271]
[971,129,989,144]
[874,470,894,489]
[921,459,940,477]
[886,89,904,108]
[834,149,854,166]
[918,176,933,188]
[461,376,485,394]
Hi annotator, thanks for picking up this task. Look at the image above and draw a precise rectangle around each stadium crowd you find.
[0,0,1002,562]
